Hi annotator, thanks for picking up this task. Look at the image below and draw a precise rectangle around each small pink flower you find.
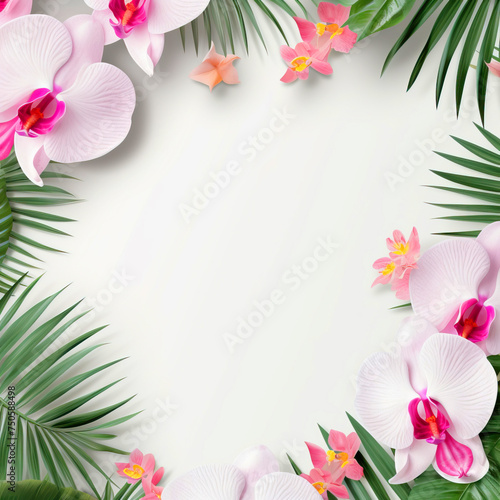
[0,0,31,27]
[301,467,348,499]
[190,42,240,91]
[372,228,420,300]
[294,2,357,54]
[141,466,164,499]
[486,60,500,77]
[280,42,332,83]
[116,449,156,484]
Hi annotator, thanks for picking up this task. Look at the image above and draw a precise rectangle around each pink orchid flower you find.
[355,317,497,483]
[280,42,332,83]
[189,42,240,91]
[486,60,500,77]
[142,466,164,499]
[301,467,348,499]
[409,222,500,355]
[372,228,420,300]
[164,445,321,500]
[116,449,156,484]
[0,14,135,186]
[0,0,31,27]
[305,430,363,483]
[294,2,357,54]
[85,0,210,76]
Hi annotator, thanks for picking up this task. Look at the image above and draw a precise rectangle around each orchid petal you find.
[54,15,105,90]
[355,351,416,449]
[391,439,436,484]
[0,0,32,27]
[124,23,164,76]
[476,221,500,297]
[293,17,316,43]
[433,434,489,483]
[0,15,72,120]
[14,134,49,187]
[486,60,500,77]
[233,445,280,500]
[84,0,108,8]
[280,69,297,83]
[46,62,135,164]
[92,8,121,45]
[147,0,210,35]
[151,467,164,485]
[218,56,240,85]
[421,334,497,440]
[327,430,347,452]
[317,2,350,25]
[310,59,332,75]
[130,449,143,465]
[280,45,297,62]
[0,117,16,161]
[163,465,245,500]
[345,433,361,457]
[305,442,327,469]
[330,27,357,54]
[254,472,321,500]
[435,432,473,480]
[409,239,490,330]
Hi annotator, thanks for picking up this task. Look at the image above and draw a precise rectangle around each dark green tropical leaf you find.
[0,480,97,500]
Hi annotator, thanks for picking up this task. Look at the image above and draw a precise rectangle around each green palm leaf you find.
[0,151,77,294]
[430,124,500,236]
[0,278,136,498]
[0,479,97,500]
[183,0,309,54]
[381,0,500,122]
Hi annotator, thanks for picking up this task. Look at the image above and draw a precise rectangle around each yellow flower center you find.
[123,464,145,479]
[291,56,311,72]
[316,22,344,38]
[392,242,409,255]
[382,262,396,276]
[312,481,327,494]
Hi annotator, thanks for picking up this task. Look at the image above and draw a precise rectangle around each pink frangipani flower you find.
[280,42,332,83]
[163,445,321,500]
[116,449,156,484]
[0,0,31,27]
[294,2,357,54]
[355,317,497,484]
[301,466,348,499]
[85,0,210,76]
[486,60,500,77]
[372,227,420,300]
[190,42,240,91]
[0,14,135,186]
[410,222,500,355]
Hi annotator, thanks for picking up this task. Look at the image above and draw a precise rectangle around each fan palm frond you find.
[180,0,312,55]
[382,0,500,123]
[0,151,77,294]
[0,278,137,498]
[429,124,500,237]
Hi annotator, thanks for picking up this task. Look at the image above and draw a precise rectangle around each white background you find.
[22,0,500,495]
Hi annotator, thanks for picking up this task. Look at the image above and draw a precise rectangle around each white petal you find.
[124,23,164,76]
[148,0,210,34]
[421,334,497,439]
[254,473,321,500]
[0,15,72,118]
[409,239,490,329]
[433,435,489,484]
[45,63,135,164]
[355,351,416,450]
[0,0,32,27]
[483,271,500,355]
[54,15,105,90]
[92,8,120,45]
[391,439,436,484]
[14,134,49,187]
[233,446,280,500]
[476,221,500,298]
[397,316,439,394]
[163,465,245,500]
[84,0,108,9]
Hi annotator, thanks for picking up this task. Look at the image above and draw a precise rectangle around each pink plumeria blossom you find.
[280,42,332,83]
[116,449,156,484]
[0,14,135,186]
[142,466,164,499]
[486,60,500,77]
[190,42,240,91]
[301,467,348,499]
[85,0,210,76]
[163,445,321,500]
[294,2,357,54]
[409,222,500,355]
[372,227,420,300]
[355,317,497,484]
[0,0,31,27]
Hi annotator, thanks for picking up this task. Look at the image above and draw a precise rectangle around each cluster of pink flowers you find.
[116,449,164,499]
[301,429,363,499]
[372,228,420,300]
[280,3,357,83]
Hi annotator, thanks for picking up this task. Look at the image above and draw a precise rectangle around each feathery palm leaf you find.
[180,0,312,54]
[429,124,500,237]
[0,151,77,294]
[381,0,500,123]
[0,278,137,498]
